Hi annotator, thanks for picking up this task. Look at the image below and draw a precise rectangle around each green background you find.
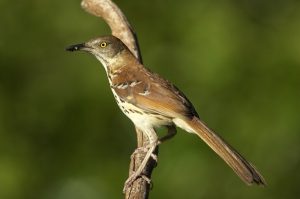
[1,0,300,198]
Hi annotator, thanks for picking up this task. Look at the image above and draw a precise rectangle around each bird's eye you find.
[100,42,107,48]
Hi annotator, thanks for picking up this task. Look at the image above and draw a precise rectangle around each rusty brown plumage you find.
[66,35,266,188]
[110,61,198,119]
[109,50,266,186]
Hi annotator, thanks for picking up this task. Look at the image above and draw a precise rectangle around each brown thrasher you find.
[66,35,266,190]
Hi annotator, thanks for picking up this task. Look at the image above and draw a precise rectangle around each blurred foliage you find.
[0,0,300,198]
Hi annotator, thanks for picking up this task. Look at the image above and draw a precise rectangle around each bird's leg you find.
[124,126,177,192]
[130,125,177,163]
[123,129,158,193]
[158,125,177,144]
[124,140,157,192]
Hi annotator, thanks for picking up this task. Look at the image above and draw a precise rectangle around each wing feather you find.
[112,65,198,119]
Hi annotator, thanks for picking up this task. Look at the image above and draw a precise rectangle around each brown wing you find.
[111,65,198,119]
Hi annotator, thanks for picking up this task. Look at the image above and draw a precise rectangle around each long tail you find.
[185,117,266,186]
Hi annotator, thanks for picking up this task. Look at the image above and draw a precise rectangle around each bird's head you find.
[66,35,127,68]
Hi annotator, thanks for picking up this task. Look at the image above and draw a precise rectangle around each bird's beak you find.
[65,43,91,52]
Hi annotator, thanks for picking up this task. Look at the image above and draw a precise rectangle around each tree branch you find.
[80,0,157,198]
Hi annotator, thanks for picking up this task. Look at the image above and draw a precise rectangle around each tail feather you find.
[186,117,266,186]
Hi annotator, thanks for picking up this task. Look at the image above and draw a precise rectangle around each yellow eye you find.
[100,42,107,48]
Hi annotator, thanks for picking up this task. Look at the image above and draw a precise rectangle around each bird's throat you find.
[97,50,140,74]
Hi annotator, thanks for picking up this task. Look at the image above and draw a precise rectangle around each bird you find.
[66,35,266,190]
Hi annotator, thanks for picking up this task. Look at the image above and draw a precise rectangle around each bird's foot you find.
[124,141,158,193]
